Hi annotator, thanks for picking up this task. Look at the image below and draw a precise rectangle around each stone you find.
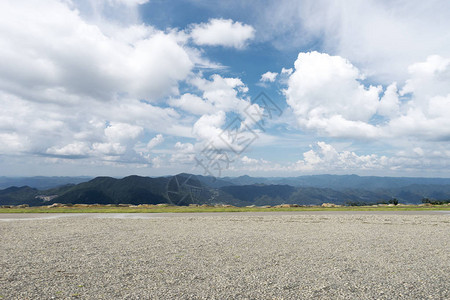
[16,204,29,208]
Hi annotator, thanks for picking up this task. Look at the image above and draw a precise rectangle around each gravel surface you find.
[1,212,449,299]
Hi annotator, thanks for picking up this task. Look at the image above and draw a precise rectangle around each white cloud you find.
[182,74,265,153]
[241,156,259,165]
[281,68,293,76]
[178,74,260,131]
[294,142,388,171]
[112,0,149,5]
[285,52,381,138]
[105,123,143,142]
[0,0,193,104]
[377,83,400,118]
[92,142,126,156]
[151,156,163,168]
[387,55,450,141]
[401,55,450,101]
[168,93,215,115]
[285,52,450,145]
[192,111,226,144]
[1,0,449,177]
[0,133,29,154]
[170,142,195,163]
[0,89,184,163]
[0,0,203,167]
[288,141,450,175]
[76,0,149,25]
[46,142,91,157]
[190,18,255,49]
[190,74,250,113]
[44,122,144,158]
[260,71,278,82]
[251,0,450,83]
[147,134,164,149]
[388,94,450,141]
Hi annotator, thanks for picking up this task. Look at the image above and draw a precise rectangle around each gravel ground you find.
[0,212,449,299]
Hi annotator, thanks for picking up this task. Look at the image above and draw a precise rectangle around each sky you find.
[1,0,450,178]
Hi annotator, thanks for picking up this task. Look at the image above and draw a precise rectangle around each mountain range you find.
[1,174,450,207]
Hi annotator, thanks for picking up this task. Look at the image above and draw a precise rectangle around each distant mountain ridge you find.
[0,176,91,190]
[220,174,450,191]
[1,174,450,207]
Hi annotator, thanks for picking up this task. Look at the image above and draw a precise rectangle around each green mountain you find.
[0,176,91,189]
[50,175,172,205]
[1,174,450,206]
[0,186,40,206]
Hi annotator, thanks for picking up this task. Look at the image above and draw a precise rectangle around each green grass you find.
[0,205,449,213]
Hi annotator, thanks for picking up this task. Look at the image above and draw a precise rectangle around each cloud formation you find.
[285,52,450,143]
[0,0,199,169]
[1,0,449,177]
[190,18,255,49]
[0,2,194,103]
[285,52,381,138]
[248,0,450,83]
[260,71,278,82]
[294,142,387,171]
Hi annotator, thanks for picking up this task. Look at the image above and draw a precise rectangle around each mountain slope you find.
[2,174,450,206]
[223,174,450,191]
[0,176,92,190]
[51,175,170,205]
[0,186,40,206]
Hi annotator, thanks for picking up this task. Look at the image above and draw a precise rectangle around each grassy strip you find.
[0,205,449,213]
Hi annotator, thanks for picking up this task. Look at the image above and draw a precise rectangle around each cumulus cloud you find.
[281,68,293,76]
[2,1,449,177]
[0,1,194,103]
[377,83,400,118]
[105,123,143,142]
[0,89,183,165]
[168,74,261,142]
[401,55,450,101]
[192,111,226,145]
[285,51,450,146]
[75,0,150,26]
[190,74,249,112]
[0,133,29,154]
[168,93,215,116]
[170,142,196,163]
[0,0,203,168]
[177,74,265,153]
[260,71,278,82]
[190,18,255,49]
[283,51,450,153]
[285,52,381,138]
[387,56,450,141]
[381,55,450,141]
[241,156,259,165]
[147,134,164,150]
[294,142,388,171]
[46,142,92,157]
[44,122,144,158]
[92,142,126,156]
[247,0,450,83]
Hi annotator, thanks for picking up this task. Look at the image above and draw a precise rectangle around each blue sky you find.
[1,0,450,177]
